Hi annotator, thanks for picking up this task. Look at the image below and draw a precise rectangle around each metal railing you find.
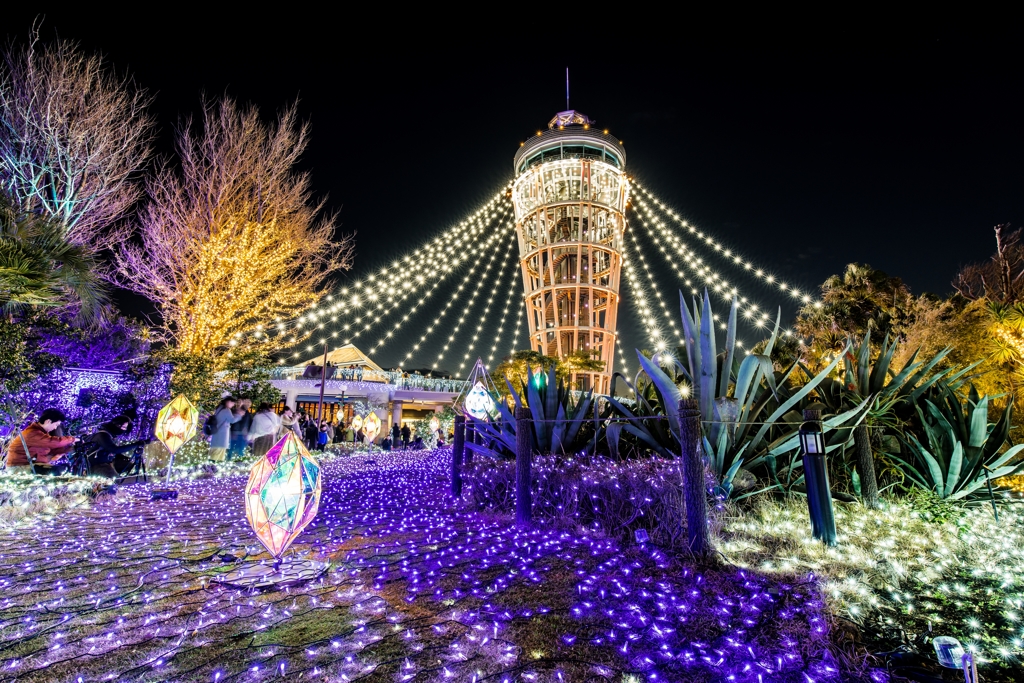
[270,366,468,393]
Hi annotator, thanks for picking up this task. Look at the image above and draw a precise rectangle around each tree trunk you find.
[679,398,712,560]
[515,406,532,527]
[451,415,465,498]
[853,423,879,509]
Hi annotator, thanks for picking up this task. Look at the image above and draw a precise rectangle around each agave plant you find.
[471,364,596,456]
[896,384,1024,501]
[607,290,868,497]
[809,330,976,505]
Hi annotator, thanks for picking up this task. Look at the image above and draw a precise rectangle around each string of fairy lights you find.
[630,203,775,337]
[627,222,683,345]
[619,221,669,351]
[269,190,512,360]
[486,237,527,369]
[399,217,513,369]
[375,201,516,362]
[298,203,502,341]
[261,171,832,377]
[633,182,822,309]
[438,218,516,374]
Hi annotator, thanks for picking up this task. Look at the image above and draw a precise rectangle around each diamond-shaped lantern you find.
[351,414,363,433]
[429,415,440,433]
[362,412,381,442]
[465,381,495,420]
[155,394,199,455]
[245,432,322,559]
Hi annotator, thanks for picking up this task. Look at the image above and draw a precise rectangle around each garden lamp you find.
[152,394,199,500]
[799,409,837,546]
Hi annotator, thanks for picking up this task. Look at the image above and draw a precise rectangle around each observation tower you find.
[511,110,628,393]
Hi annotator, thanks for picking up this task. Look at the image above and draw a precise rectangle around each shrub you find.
[463,454,720,553]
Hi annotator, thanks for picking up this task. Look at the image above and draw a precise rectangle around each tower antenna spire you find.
[566,68,570,109]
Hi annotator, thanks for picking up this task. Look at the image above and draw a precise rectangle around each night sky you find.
[6,14,1022,373]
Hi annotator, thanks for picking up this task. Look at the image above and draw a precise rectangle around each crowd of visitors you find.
[4,398,442,480]
[301,361,364,381]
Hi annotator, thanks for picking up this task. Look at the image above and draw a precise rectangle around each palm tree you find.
[0,189,105,318]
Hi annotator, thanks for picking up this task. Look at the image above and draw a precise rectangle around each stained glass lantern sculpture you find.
[155,395,199,455]
[152,394,199,498]
[429,415,440,433]
[351,414,363,433]
[464,381,495,420]
[362,412,381,442]
[245,432,322,559]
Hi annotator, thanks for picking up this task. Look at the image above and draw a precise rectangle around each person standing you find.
[280,407,301,438]
[400,423,411,450]
[209,397,242,462]
[227,398,253,461]
[4,408,75,475]
[303,419,319,451]
[249,403,281,459]
[391,422,401,446]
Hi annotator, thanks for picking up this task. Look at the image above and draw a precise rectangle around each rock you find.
[731,468,757,492]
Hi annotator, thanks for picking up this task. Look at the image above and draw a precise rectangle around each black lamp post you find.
[800,409,837,546]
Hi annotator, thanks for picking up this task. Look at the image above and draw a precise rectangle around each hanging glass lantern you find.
[464,381,495,420]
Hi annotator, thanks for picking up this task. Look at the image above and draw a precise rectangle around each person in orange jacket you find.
[5,408,76,475]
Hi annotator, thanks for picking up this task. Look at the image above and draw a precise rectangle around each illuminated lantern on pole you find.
[244,432,322,559]
[351,414,363,433]
[152,394,198,499]
[429,415,440,434]
[362,412,381,442]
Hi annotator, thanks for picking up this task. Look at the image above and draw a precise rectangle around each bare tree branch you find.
[0,25,154,252]
[953,224,1024,305]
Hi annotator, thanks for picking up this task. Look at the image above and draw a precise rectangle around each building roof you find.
[300,344,383,372]
[548,110,594,129]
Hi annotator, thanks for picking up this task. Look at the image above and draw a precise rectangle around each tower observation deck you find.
[511,111,629,394]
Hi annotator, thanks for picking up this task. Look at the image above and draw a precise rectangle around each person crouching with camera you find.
[5,408,76,475]
[86,415,147,478]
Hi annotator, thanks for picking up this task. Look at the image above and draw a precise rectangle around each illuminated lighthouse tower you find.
[511,111,628,394]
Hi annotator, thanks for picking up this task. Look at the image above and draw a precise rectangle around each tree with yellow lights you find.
[116,97,353,365]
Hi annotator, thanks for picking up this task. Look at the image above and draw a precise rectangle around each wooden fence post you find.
[452,414,465,498]
[464,420,474,464]
[515,406,532,527]
[679,398,712,559]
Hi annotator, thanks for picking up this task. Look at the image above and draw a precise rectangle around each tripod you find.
[116,444,148,484]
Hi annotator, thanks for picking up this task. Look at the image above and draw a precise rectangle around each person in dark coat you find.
[391,423,400,445]
[400,424,411,449]
[304,420,319,451]
[87,415,146,478]
[227,399,253,461]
